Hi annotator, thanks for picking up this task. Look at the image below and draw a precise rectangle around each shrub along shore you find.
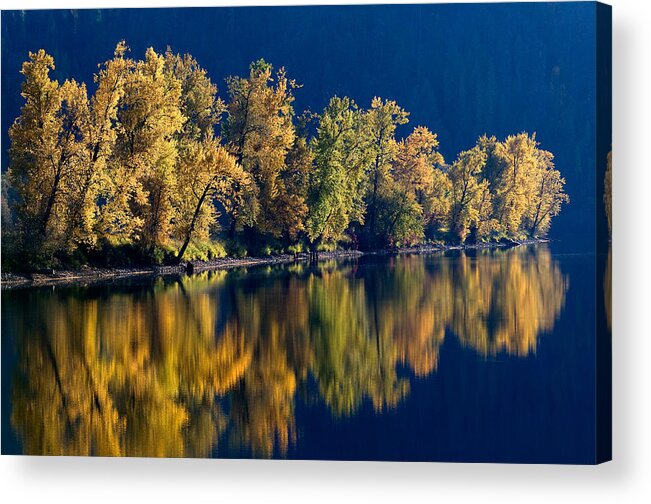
[2,43,568,275]
[0,239,547,290]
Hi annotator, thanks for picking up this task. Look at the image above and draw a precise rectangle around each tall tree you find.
[274,133,312,243]
[8,50,69,256]
[224,59,299,238]
[163,48,253,261]
[524,149,569,237]
[390,126,447,243]
[491,133,540,236]
[306,96,371,249]
[101,47,184,254]
[362,97,409,246]
[447,145,489,242]
[64,41,131,251]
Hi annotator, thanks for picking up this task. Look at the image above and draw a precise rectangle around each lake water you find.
[1,244,598,463]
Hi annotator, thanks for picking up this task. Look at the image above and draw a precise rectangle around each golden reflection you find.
[9,246,567,457]
[450,247,568,356]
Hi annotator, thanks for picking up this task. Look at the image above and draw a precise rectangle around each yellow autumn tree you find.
[447,145,490,242]
[173,137,251,261]
[8,50,76,258]
[391,126,448,242]
[224,59,302,239]
[523,148,569,237]
[4,44,571,268]
[492,133,538,235]
[63,41,131,251]
[99,47,184,255]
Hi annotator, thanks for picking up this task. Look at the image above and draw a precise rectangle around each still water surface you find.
[1,244,596,462]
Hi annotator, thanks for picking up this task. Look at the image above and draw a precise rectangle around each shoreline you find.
[0,238,547,290]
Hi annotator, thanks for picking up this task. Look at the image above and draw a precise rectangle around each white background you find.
[1,0,649,502]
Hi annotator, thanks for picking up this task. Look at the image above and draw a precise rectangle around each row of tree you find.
[2,43,569,268]
[8,246,567,457]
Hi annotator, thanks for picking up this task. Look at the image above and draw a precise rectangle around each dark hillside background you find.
[1,3,598,243]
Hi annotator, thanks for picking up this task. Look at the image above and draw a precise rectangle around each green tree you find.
[362,97,409,247]
[476,134,504,188]
[306,96,370,250]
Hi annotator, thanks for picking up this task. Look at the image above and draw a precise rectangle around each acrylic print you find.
[0,2,612,463]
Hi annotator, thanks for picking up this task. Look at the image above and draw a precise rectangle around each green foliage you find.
[287,243,304,254]
[226,239,249,258]
[361,97,410,248]
[306,96,371,248]
[180,240,227,262]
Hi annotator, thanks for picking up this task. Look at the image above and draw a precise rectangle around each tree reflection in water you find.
[8,245,568,457]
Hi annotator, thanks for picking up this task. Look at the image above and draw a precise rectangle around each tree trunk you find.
[368,160,380,241]
[176,185,211,263]
[40,166,63,237]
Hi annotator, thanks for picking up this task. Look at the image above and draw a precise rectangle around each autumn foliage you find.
[3,43,569,270]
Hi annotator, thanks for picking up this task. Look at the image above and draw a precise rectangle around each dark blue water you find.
[1,243,599,463]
